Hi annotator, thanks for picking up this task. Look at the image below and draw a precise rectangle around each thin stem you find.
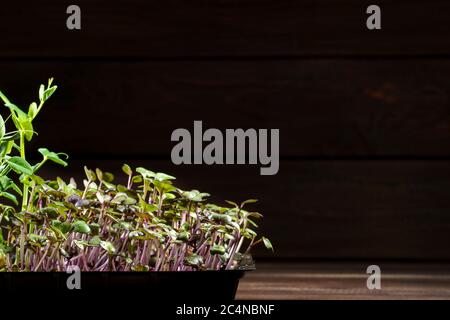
[19,133,29,211]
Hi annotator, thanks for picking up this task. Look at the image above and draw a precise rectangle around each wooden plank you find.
[1,1,450,57]
[38,160,450,260]
[1,59,450,157]
[236,262,450,299]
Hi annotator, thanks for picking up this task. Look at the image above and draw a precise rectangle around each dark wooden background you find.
[1,0,450,260]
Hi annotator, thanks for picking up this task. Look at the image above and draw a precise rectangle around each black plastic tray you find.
[0,270,248,299]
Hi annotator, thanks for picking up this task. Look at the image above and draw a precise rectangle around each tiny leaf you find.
[122,164,132,176]
[262,237,273,251]
[72,220,91,234]
[6,157,33,175]
[100,241,116,254]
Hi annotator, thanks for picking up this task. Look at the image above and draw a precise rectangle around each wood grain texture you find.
[236,262,450,299]
[1,1,450,57]
[1,59,450,157]
[38,159,450,260]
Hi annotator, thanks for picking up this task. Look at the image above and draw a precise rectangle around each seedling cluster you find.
[0,80,272,272]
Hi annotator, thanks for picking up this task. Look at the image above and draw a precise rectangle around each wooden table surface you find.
[236,262,450,300]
